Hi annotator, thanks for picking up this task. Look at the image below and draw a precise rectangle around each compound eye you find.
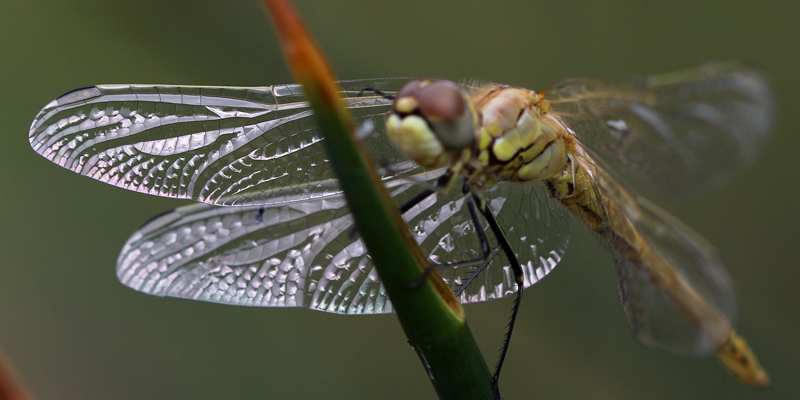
[395,80,475,151]
[416,81,465,120]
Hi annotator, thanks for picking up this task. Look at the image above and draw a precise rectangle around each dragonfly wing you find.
[545,62,773,200]
[117,173,570,311]
[494,183,571,292]
[118,192,395,314]
[441,182,571,303]
[29,79,415,206]
[585,164,736,355]
[112,170,464,314]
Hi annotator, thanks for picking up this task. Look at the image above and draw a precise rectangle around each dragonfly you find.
[29,61,772,389]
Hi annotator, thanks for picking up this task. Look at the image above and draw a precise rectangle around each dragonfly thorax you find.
[386,80,477,169]
[469,86,569,184]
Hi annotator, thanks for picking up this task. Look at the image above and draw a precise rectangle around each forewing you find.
[117,178,571,312]
[29,79,414,206]
[583,161,736,355]
[546,62,773,199]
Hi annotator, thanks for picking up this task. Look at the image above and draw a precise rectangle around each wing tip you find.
[56,86,102,106]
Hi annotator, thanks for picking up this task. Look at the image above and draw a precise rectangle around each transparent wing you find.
[545,62,773,199]
[29,79,417,206]
[581,158,735,355]
[118,192,404,313]
[450,182,571,302]
[117,179,570,313]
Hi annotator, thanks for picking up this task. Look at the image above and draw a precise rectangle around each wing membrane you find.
[29,80,414,206]
[464,182,571,301]
[582,160,735,355]
[546,62,773,199]
[117,180,570,313]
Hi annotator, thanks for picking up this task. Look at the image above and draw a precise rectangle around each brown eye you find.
[416,81,467,122]
[393,80,475,151]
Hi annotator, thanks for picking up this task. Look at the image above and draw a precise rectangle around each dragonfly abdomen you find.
[546,142,754,373]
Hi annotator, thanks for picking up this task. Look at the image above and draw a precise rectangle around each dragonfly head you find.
[386,80,476,168]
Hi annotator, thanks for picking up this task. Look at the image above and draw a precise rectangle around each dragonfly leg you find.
[400,180,524,397]
[493,288,523,399]
[454,246,501,297]
[405,183,496,289]
[478,197,525,399]
[399,188,437,214]
[478,198,524,286]
[357,86,396,100]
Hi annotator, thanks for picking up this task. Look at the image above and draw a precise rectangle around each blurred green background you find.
[1,0,798,399]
